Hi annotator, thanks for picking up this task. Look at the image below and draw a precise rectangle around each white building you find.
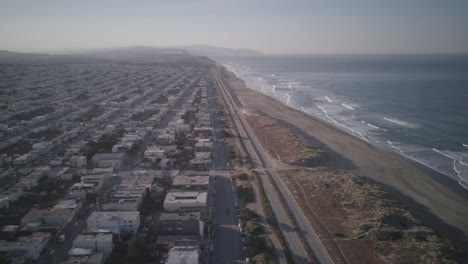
[163,192,207,212]
[69,183,95,200]
[21,207,75,231]
[0,185,24,209]
[69,155,87,167]
[102,185,146,211]
[32,141,52,153]
[144,147,166,159]
[0,197,9,209]
[73,233,113,257]
[53,199,82,213]
[0,232,51,260]
[91,153,125,168]
[20,173,46,190]
[62,253,105,264]
[13,154,31,166]
[165,241,199,264]
[86,211,140,235]
[81,175,106,190]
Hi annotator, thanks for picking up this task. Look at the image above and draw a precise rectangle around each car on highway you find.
[56,234,66,243]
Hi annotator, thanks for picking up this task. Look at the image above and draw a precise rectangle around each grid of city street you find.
[0,53,246,264]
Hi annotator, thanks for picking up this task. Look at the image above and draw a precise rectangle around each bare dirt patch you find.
[245,111,327,167]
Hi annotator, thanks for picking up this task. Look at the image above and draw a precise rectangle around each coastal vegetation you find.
[245,112,327,167]
[279,168,461,263]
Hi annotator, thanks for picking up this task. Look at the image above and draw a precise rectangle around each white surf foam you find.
[385,143,467,189]
[316,104,367,141]
[433,148,468,187]
[384,117,407,126]
[342,103,355,110]
[224,61,468,191]
[433,148,456,160]
[387,141,404,154]
[283,92,292,105]
[367,123,379,129]
[271,85,277,96]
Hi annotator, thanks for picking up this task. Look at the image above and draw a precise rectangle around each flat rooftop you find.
[75,233,112,242]
[159,212,201,221]
[164,191,207,204]
[88,211,139,221]
[172,175,210,187]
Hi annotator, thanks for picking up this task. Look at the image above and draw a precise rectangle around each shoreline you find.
[223,63,468,192]
[221,65,468,197]
[300,107,468,198]
[218,65,468,252]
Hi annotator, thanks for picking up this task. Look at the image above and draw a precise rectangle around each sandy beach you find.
[220,68,468,252]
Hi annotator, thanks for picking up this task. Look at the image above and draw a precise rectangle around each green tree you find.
[127,237,150,261]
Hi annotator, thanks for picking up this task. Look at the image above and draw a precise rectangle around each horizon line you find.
[1,46,468,57]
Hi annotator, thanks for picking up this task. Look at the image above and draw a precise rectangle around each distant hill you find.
[0,45,260,64]
[80,46,211,65]
[0,50,44,62]
[0,47,197,65]
[83,46,189,58]
[176,45,263,57]
[0,50,82,64]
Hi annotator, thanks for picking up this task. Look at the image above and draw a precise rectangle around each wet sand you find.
[221,68,468,251]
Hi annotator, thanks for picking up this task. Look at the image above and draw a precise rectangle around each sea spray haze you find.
[219,54,468,189]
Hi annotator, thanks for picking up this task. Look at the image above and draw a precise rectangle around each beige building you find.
[73,234,113,256]
[165,240,199,264]
[171,175,210,190]
[86,211,140,235]
[163,192,207,212]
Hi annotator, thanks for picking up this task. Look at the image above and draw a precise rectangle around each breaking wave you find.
[222,61,468,191]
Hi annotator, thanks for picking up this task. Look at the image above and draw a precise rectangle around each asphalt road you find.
[213,69,335,264]
[36,203,96,264]
[207,79,245,263]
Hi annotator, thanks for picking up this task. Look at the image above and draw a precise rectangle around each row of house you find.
[0,63,202,264]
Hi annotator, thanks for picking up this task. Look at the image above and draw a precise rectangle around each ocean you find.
[216,54,468,190]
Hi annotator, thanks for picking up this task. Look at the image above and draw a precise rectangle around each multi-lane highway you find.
[207,78,245,263]
[212,68,335,264]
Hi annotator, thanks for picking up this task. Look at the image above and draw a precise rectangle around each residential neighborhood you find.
[0,54,244,264]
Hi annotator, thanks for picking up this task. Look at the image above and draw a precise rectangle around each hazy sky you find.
[1,0,467,54]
